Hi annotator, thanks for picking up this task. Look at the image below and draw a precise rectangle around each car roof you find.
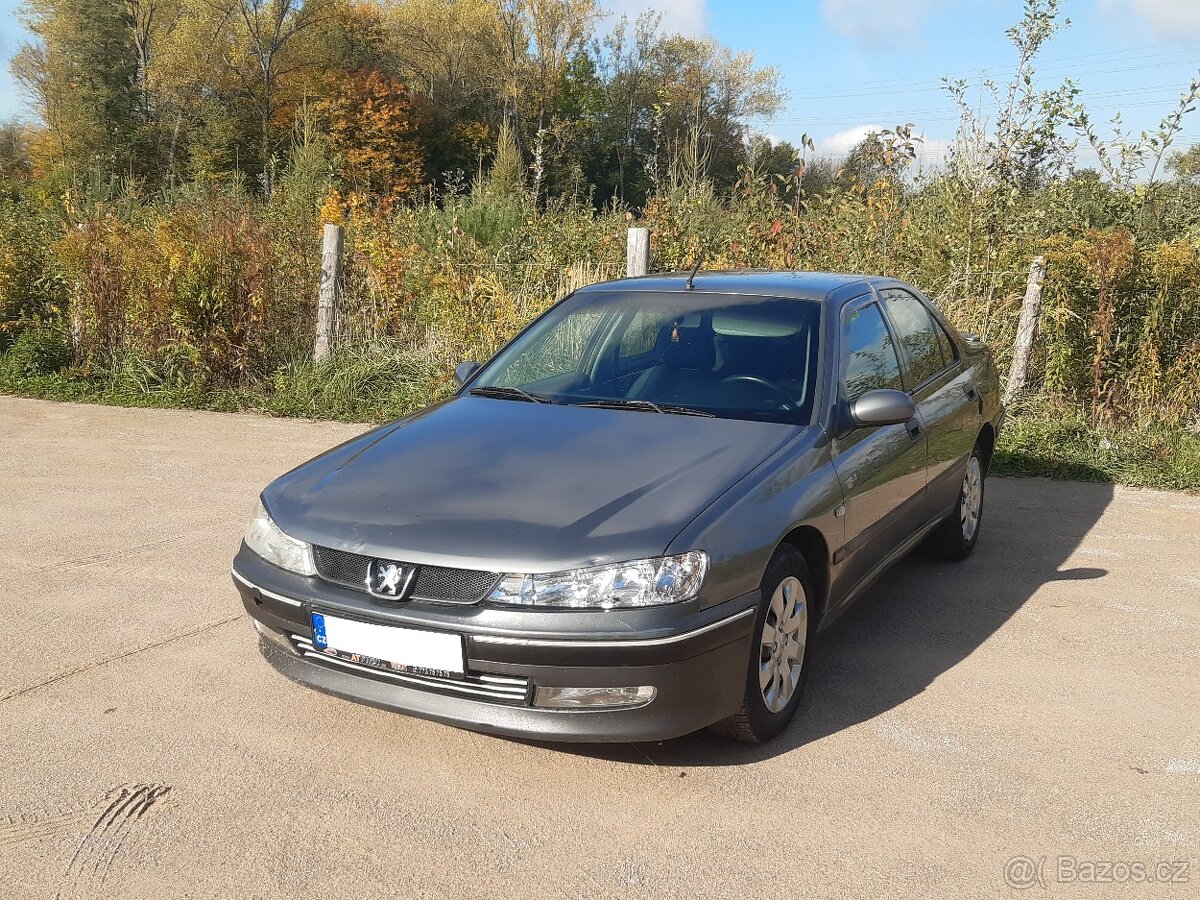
[574,270,895,302]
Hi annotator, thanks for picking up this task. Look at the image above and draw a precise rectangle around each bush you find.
[0,198,68,347]
[0,327,72,378]
[263,343,448,421]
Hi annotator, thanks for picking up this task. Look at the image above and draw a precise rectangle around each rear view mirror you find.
[851,389,916,427]
[454,361,481,388]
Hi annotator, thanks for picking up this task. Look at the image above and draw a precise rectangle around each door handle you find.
[963,383,978,402]
[905,419,921,440]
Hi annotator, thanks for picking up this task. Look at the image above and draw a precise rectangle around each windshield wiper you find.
[468,385,553,404]
[573,398,714,417]
[658,404,716,417]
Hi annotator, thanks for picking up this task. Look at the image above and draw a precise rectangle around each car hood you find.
[263,396,803,573]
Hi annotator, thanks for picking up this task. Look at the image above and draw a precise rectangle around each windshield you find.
[470,291,822,425]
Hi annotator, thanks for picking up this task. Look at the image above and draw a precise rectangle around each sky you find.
[2,0,1199,169]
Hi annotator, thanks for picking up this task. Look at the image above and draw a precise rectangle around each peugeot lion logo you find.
[368,560,413,598]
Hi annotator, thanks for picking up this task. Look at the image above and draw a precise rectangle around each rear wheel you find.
[711,546,814,743]
[922,445,985,561]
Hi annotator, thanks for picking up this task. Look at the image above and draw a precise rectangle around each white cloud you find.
[819,0,930,47]
[912,134,954,170]
[603,1,708,37]
[815,124,884,156]
[813,126,955,171]
[1101,0,1200,38]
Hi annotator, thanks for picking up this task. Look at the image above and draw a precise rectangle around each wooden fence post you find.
[313,223,344,363]
[627,227,650,278]
[1003,255,1047,406]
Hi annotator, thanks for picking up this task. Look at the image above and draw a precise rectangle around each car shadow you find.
[538,476,1115,766]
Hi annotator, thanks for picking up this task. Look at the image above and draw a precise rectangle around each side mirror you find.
[454,360,481,388]
[850,389,916,427]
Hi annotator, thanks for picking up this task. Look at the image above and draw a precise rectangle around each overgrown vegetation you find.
[1,0,1199,490]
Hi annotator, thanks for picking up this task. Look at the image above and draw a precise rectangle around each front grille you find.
[413,564,499,602]
[289,633,530,704]
[312,545,369,588]
[312,545,500,604]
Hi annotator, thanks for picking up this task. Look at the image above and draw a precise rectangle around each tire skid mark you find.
[18,607,58,632]
[0,614,242,703]
[32,535,181,573]
[32,522,225,575]
[0,797,100,849]
[55,783,172,900]
[0,814,89,849]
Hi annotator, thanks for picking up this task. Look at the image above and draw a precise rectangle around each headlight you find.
[487,551,708,609]
[244,500,316,576]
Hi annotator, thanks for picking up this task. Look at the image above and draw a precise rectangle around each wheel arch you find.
[977,422,996,474]
[777,525,831,625]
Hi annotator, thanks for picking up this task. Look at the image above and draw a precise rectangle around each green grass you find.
[0,330,452,423]
[993,401,1200,492]
[3,334,1198,492]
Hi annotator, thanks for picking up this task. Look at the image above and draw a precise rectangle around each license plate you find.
[310,612,465,676]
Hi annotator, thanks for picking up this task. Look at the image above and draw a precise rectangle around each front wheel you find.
[922,446,985,561]
[711,546,815,743]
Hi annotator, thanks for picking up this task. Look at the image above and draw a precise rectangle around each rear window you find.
[881,289,946,386]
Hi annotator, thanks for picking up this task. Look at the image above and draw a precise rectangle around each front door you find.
[829,297,928,606]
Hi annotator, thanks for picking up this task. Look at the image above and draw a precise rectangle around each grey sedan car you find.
[233,271,1002,743]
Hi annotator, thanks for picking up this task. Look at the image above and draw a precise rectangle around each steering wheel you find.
[720,375,793,409]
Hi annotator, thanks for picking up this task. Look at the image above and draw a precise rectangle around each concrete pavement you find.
[1,396,1197,899]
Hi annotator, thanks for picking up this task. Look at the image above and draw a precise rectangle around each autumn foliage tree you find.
[322,70,424,204]
[10,0,785,206]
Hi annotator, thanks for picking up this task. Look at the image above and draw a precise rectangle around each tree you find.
[125,1,185,121]
[1168,144,1200,182]
[201,0,339,197]
[943,0,1078,193]
[387,0,501,106]
[146,0,233,184]
[0,120,34,184]
[487,116,524,198]
[14,0,142,176]
[649,35,784,192]
[384,0,503,182]
[321,69,424,204]
[595,12,661,204]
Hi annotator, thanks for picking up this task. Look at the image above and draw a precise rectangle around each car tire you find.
[711,545,815,743]
[921,444,986,561]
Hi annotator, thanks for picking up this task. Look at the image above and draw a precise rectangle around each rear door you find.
[878,287,979,520]
[828,295,928,604]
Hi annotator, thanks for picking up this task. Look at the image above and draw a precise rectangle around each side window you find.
[619,309,663,359]
[843,302,904,402]
[931,316,959,367]
[881,289,945,386]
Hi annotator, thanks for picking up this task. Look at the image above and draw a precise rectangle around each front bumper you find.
[232,547,758,743]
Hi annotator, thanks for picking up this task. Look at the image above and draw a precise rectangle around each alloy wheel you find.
[960,455,983,542]
[758,575,807,713]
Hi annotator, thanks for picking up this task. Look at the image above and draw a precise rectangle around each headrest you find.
[664,324,716,371]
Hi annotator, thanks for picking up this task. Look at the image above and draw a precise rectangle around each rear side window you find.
[881,289,945,386]
[931,316,959,367]
[843,302,904,402]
